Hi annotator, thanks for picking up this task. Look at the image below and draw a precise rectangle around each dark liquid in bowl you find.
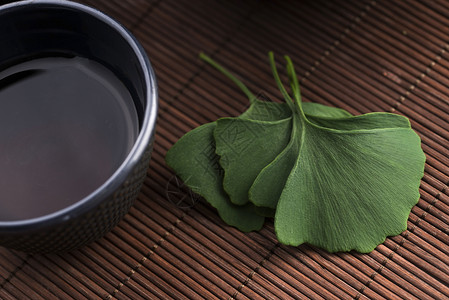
[0,57,139,221]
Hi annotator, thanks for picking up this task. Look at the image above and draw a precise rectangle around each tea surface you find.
[0,57,139,221]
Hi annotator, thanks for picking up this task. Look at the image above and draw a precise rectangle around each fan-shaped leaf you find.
[267,53,425,252]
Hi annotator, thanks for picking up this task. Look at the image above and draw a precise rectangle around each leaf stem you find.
[284,55,306,119]
[199,52,256,103]
[268,52,296,114]
[285,56,301,104]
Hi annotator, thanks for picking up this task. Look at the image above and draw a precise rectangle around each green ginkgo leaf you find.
[266,53,425,252]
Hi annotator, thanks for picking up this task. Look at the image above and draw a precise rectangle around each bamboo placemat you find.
[1,0,449,299]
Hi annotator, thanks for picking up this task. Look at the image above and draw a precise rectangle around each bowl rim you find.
[0,0,158,231]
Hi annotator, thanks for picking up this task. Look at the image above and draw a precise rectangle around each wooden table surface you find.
[1,0,449,299]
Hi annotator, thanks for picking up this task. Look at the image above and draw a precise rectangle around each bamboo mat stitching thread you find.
[106,213,188,299]
[0,254,32,291]
[157,2,261,120]
[300,1,375,86]
[411,191,442,231]
[229,242,281,300]
[354,239,406,300]
[389,45,449,113]
[130,0,162,31]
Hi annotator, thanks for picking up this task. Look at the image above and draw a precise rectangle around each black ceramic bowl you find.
[0,0,158,252]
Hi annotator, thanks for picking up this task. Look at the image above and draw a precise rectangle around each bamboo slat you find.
[1,0,448,299]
